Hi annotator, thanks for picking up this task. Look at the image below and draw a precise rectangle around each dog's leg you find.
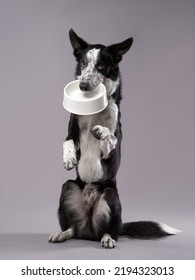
[48,227,74,243]
[92,182,122,249]
[92,193,116,248]
[49,179,85,243]
[102,185,122,249]
[63,114,80,170]
[90,125,117,159]
[63,140,77,170]
[101,233,116,248]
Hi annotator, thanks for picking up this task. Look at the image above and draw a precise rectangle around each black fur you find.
[49,29,176,248]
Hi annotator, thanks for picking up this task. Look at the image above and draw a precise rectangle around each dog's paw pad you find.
[101,234,116,249]
[91,125,110,140]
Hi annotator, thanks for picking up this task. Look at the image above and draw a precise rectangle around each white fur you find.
[159,223,181,235]
[91,125,117,159]
[63,140,77,170]
[49,228,74,243]
[104,77,120,96]
[101,234,115,248]
[77,98,118,182]
[91,125,111,139]
[78,124,103,183]
[103,98,118,133]
[100,135,117,159]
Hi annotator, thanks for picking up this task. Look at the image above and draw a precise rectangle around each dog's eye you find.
[80,60,88,69]
[97,63,105,71]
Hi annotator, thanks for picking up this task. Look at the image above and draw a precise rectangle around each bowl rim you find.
[63,80,108,115]
[64,80,106,102]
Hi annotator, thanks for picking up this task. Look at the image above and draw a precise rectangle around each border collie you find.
[49,29,179,248]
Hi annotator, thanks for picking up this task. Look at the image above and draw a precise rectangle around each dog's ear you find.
[107,37,133,64]
[69,29,88,58]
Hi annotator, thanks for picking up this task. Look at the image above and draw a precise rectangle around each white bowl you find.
[63,80,108,115]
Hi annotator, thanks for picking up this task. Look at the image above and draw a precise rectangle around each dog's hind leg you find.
[48,228,74,243]
[93,181,122,248]
[48,179,84,243]
[48,227,74,243]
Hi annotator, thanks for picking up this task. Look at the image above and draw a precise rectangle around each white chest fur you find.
[78,100,118,183]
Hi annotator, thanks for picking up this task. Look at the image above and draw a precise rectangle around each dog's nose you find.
[79,82,90,92]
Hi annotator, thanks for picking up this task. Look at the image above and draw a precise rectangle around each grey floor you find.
[1,230,195,260]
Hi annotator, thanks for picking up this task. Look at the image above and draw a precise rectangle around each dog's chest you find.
[78,101,118,136]
[77,114,103,183]
[77,102,118,183]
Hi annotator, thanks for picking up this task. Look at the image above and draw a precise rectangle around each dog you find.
[49,29,179,248]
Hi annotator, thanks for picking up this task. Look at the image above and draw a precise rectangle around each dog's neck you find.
[103,77,120,96]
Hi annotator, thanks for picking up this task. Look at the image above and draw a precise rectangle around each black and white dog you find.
[49,29,179,248]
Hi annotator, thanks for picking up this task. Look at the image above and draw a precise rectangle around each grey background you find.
[0,0,195,259]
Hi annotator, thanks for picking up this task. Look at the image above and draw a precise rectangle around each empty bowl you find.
[63,80,108,115]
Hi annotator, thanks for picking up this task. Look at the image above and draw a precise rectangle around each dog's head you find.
[69,29,133,93]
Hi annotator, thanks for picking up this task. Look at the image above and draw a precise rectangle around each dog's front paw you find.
[91,125,110,140]
[101,234,116,249]
[63,140,77,170]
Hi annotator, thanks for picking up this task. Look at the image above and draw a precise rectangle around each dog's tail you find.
[120,221,181,239]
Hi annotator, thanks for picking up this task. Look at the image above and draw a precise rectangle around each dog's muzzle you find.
[79,82,91,92]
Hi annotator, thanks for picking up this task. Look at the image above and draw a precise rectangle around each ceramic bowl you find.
[63,80,108,115]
